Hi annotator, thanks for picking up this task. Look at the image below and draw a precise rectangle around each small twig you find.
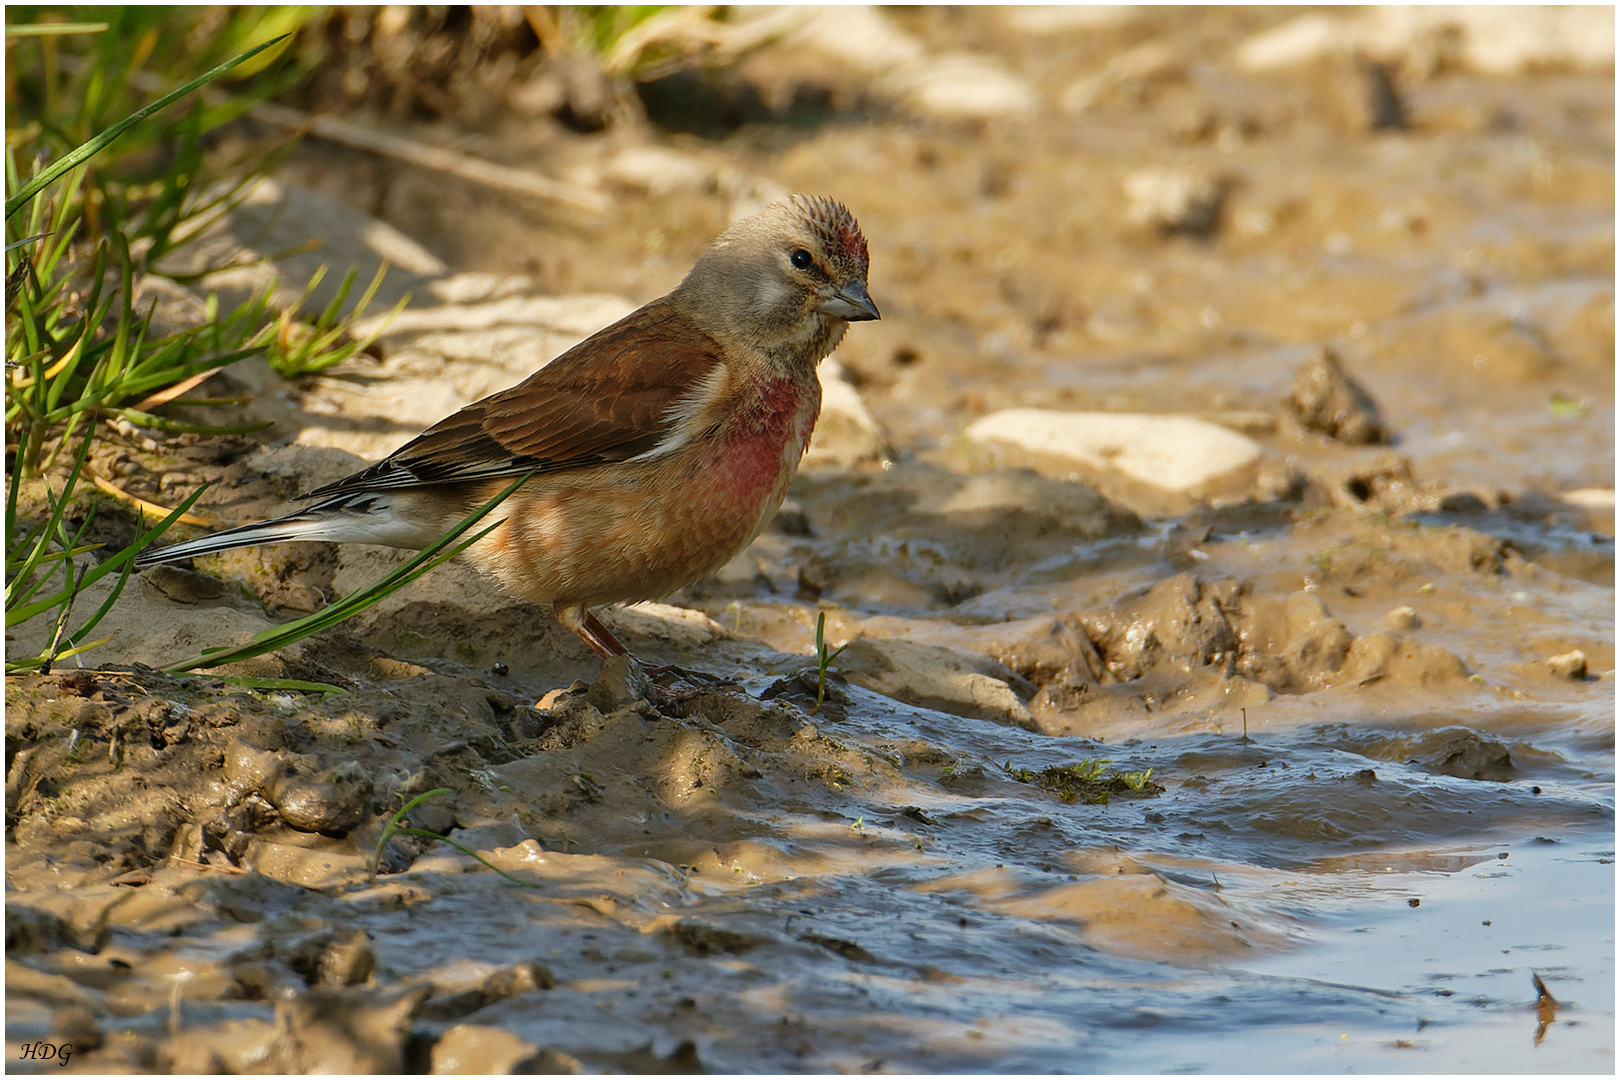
[41,561,87,676]
[168,855,246,875]
[249,102,610,214]
[81,463,215,527]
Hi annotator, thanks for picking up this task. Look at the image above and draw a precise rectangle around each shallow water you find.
[6,6,1614,1073]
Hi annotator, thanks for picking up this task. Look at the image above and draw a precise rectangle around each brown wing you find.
[303,298,725,500]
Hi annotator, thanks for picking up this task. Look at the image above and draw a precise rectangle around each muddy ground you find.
[6,7,1615,1073]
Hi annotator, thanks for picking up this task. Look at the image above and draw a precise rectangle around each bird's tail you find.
[134,494,412,568]
[135,512,336,568]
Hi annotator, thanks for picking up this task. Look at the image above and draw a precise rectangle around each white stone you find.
[1367,6,1615,74]
[1123,167,1223,233]
[965,410,1263,496]
[999,6,1140,33]
[1546,649,1588,681]
[786,7,1033,121]
[790,5,925,72]
[904,53,1037,120]
[426,272,537,305]
[805,358,889,467]
[1563,488,1615,511]
[1235,14,1347,71]
[1237,7,1615,74]
[602,146,713,196]
[351,293,634,342]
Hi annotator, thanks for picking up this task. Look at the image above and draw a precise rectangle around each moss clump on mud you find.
[1004,758,1164,805]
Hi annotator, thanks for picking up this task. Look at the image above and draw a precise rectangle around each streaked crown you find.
[786,194,869,279]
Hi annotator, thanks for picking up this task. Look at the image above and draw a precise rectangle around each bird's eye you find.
[790,249,813,270]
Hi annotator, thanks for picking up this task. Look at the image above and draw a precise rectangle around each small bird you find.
[137,195,879,660]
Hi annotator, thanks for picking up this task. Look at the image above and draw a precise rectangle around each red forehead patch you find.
[791,195,869,274]
[836,218,869,270]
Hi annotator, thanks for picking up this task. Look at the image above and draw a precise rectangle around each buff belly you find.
[467,424,806,608]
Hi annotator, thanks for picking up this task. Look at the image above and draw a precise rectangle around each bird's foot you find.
[638,661,741,699]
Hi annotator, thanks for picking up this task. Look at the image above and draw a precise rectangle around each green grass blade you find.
[55,549,133,655]
[5,33,292,219]
[4,433,93,612]
[4,22,110,37]
[5,636,113,673]
[215,676,349,695]
[6,482,209,626]
[373,787,543,888]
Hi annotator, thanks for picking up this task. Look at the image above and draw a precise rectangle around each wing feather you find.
[303,299,726,500]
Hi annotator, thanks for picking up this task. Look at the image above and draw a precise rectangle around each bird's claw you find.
[637,661,740,698]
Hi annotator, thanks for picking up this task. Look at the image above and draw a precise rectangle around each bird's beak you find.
[820,279,881,322]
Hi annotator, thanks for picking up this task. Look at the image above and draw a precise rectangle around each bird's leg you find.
[557,604,737,695]
[555,603,629,658]
[579,609,633,659]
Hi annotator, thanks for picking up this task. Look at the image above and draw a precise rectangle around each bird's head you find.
[678,195,879,360]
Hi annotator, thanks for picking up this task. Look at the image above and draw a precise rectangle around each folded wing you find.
[303,300,726,500]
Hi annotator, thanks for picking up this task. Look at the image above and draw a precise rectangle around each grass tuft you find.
[5,13,407,673]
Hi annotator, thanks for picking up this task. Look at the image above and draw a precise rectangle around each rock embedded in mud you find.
[901,53,1038,121]
[1426,731,1516,782]
[1545,649,1588,680]
[585,655,656,712]
[1076,573,1241,684]
[1289,347,1388,444]
[1340,631,1471,688]
[835,637,1036,729]
[432,1024,543,1075]
[805,358,892,467]
[1236,7,1615,78]
[241,837,373,889]
[857,613,1104,686]
[1123,167,1226,236]
[964,410,1262,504]
[1387,605,1422,630]
[1306,448,1423,513]
[419,961,557,1021]
[266,758,375,836]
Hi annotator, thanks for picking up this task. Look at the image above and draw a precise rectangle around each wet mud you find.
[7,7,1614,1073]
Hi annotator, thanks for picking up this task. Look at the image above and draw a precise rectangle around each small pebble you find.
[1546,649,1587,680]
[1387,605,1421,630]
